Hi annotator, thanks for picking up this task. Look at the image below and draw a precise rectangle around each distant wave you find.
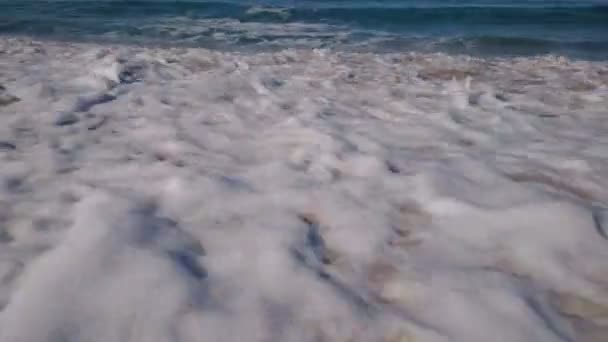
[244,6,291,21]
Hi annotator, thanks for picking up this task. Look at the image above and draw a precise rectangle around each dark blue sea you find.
[1,0,608,58]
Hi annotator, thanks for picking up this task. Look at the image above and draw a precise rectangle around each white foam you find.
[0,193,206,342]
[1,37,608,342]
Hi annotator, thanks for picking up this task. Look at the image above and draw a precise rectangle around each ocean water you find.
[1,0,608,58]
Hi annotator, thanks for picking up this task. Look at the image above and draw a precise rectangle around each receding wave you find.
[436,36,608,59]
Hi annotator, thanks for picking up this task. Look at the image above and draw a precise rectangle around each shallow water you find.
[1,36,608,341]
[1,0,608,58]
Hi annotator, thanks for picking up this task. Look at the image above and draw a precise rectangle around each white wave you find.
[1,37,608,342]
[143,17,347,36]
[244,6,292,20]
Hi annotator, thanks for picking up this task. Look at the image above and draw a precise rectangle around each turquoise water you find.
[1,0,608,58]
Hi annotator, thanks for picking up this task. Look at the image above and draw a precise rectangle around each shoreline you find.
[2,33,608,61]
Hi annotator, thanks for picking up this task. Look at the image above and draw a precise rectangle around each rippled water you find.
[1,0,608,58]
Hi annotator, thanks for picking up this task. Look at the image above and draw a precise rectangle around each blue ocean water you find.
[1,0,607,58]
